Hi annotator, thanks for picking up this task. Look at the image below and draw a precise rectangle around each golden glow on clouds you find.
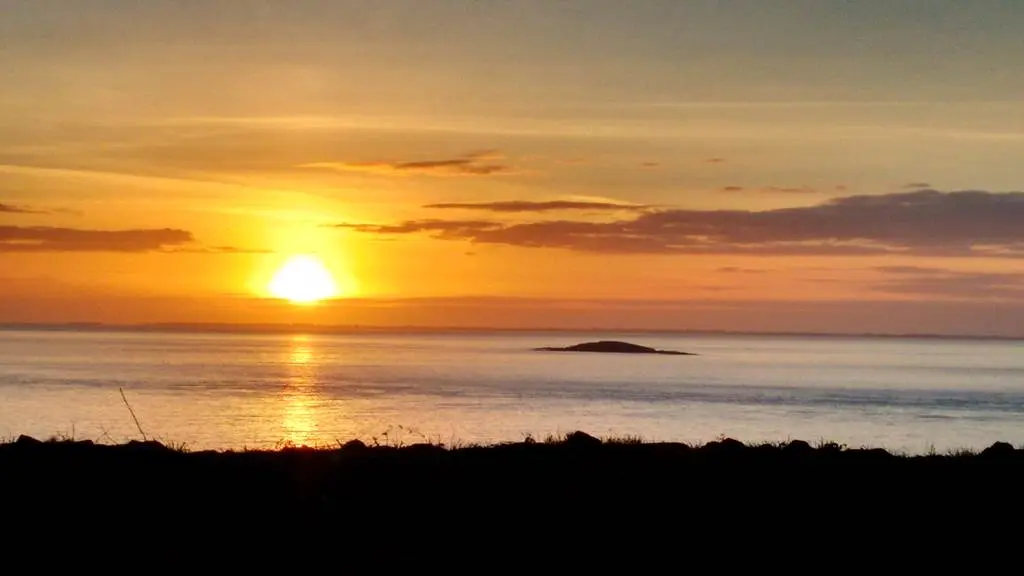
[2,3,1024,334]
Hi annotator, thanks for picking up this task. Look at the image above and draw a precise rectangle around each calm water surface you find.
[1,329,1023,453]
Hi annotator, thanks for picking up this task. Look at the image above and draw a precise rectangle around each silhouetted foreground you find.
[3,431,1023,527]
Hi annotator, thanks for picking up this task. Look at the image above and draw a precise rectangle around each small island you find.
[533,340,696,356]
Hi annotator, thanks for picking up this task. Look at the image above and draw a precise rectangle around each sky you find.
[2,0,1024,335]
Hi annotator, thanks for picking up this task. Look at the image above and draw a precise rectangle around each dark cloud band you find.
[1,226,208,253]
[336,189,1024,258]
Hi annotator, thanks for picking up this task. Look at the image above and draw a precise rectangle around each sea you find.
[1,328,1022,454]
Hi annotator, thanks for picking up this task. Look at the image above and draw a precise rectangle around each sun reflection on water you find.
[290,341,313,366]
[280,335,321,447]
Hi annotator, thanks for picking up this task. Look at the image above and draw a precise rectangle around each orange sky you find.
[2,1,1024,335]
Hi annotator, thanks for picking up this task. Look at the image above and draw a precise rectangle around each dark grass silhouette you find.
[3,431,1024,529]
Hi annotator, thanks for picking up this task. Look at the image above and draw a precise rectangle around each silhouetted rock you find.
[784,440,813,454]
[341,439,367,451]
[15,435,41,446]
[534,340,696,355]
[982,441,1017,458]
[122,440,168,453]
[846,448,895,464]
[705,438,746,454]
[564,431,602,447]
[406,442,445,455]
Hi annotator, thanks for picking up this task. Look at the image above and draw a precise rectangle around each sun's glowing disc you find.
[268,255,339,305]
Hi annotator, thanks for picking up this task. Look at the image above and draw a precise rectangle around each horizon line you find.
[1,321,1021,342]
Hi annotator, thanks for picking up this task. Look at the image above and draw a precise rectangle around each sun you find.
[268,255,340,305]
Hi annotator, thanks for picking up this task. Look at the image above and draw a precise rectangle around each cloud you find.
[720,186,817,194]
[764,186,817,194]
[0,225,202,253]
[718,267,769,274]
[873,265,947,275]
[337,189,1024,258]
[0,202,44,214]
[332,219,501,238]
[299,150,512,177]
[704,158,726,164]
[872,266,1024,300]
[551,157,588,166]
[161,245,273,254]
[640,162,660,168]
[422,200,650,213]
[0,202,81,216]
[904,182,932,189]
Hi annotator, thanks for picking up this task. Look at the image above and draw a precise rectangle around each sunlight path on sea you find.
[1,329,1023,454]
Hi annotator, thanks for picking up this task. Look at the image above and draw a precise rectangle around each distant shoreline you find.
[1,322,1022,342]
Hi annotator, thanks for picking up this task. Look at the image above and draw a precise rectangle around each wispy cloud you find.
[872,265,1024,300]
[336,189,1024,258]
[422,200,650,213]
[904,182,932,189]
[874,265,949,275]
[0,202,45,214]
[718,267,769,274]
[299,150,512,177]
[333,219,500,237]
[719,185,817,194]
[763,186,817,194]
[161,245,273,254]
[0,226,264,253]
[0,201,80,216]
[557,157,588,165]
